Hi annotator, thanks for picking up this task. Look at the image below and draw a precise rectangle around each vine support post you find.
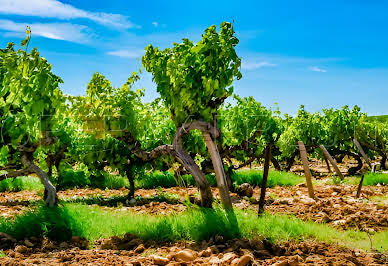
[319,145,344,180]
[298,141,315,199]
[323,156,332,173]
[202,132,233,209]
[353,138,372,169]
[258,143,272,215]
[356,174,365,198]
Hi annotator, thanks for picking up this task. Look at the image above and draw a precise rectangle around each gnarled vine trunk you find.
[173,121,232,209]
[0,139,59,207]
[21,153,57,207]
[124,163,137,200]
[126,120,232,209]
[271,155,281,171]
[381,154,387,170]
[129,143,213,208]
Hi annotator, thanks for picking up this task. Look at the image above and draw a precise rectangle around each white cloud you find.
[241,61,276,70]
[0,0,139,29]
[0,19,91,43]
[310,66,327,73]
[107,49,144,58]
[152,22,158,27]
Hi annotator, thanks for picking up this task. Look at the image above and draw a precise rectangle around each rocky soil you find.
[1,232,387,265]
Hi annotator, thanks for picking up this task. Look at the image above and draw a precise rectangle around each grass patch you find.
[0,169,305,192]
[331,172,388,186]
[362,172,388,186]
[231,169,304,187]
[1,203,386,252]
[101,173,129,189]
[135,171,217,189]
[135,171,178,189]
[137,169,304,189]
[0,176,43,192]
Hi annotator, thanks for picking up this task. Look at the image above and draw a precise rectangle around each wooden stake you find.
[319,145,344,180]
[353,138,372,169]
[203,132,233,209]
[298,141,315,199]
[258,143,271,215]
[323,156,332,173]
[356,174,365,198]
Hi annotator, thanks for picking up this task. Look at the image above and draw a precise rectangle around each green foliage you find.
[0,40,65,147]
[220,96,282,147]
[142,22,242,125]
[219,95,283,165]
[278,105,369,160]
[0,146,9,167]
[70,72,142,139]
[57,169,90,189]
[278,106,325,158]
[136,100,176,151]
[57,168,128,190]
[365,115,388,124]
[0,38,65,180]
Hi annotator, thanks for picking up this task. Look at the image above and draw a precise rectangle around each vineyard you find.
[0,23,387,265]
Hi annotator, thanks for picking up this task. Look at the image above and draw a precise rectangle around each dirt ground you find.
[0,175,387,265]
[1,183,387,231]
[1,233,387,265]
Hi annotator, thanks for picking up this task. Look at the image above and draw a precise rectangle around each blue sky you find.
[0,0,387,115]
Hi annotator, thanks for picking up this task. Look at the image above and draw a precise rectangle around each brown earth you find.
[1,184,387,232]
[253,184,388,232]
[0,183,387,265]
[1,233,387,265]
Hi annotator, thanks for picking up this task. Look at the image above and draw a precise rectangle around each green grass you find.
[0,176,44,192]
[0,169,306,192]
[135,171,217,189]
[1,203,386,252]
[231,169,304,187]
[362,172,388,186]
[101,173,129,189]
[135,171,176,189]
[329,172,388,186]
[136,169,304,190]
